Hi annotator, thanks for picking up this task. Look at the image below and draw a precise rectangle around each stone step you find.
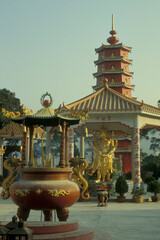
[33,226,94,240]
[27,221,78,235]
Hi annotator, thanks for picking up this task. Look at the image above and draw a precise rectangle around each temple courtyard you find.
[0,188,160,240]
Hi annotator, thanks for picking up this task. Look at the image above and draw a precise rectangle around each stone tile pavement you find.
[0,188,160,240]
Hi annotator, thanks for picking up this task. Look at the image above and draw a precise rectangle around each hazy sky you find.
[0,0,160,112]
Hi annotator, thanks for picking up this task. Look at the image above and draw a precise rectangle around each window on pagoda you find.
[123,53,126,58]
[125,78,128,83]
[110,65,115,70]
[111,78,115,83]
[124,66,126,71]
[110,52,115,58]
[126,91,128,96]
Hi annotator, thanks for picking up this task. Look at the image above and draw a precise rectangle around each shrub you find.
[144,176,156,184]
[115,175,128,197]
[147,180,160,196]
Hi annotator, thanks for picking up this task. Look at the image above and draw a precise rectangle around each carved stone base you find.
[56,208,69,221]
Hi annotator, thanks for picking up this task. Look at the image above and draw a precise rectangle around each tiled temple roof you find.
[64,83,160,116]
[95,43,132,53]
[93,69,134,78]
[94,56,132,65]
[0,122,46,139]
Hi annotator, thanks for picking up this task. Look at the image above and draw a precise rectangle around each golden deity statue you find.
[89,129,118,183]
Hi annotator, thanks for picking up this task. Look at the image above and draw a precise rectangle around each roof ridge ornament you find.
[107,14,119,45]
[104,78,108,89]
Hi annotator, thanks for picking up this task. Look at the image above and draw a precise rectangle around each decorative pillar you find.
[46,127,51,167]
[132,117,141,188]
[29,126,34,167]
[0,138,4,176]
[80,135,85,158]
[68,127,74,159]
[65,126,69,167]
[21,126,27,168]
[26,131,30,166]
[59,121,66,168]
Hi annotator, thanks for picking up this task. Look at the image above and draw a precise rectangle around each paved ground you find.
[0,189,160,240]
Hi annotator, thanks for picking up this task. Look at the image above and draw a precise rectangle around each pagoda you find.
[93,14,134,98]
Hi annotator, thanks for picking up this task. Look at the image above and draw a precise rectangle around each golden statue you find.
[89,129,118,183]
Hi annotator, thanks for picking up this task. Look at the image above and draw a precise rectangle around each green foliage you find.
[0,88,22,129]
[147,180,160,196]
[132,187,146,196]
[74,133,80,157]
[140,128,156,140]
[51,132,80,160]
[150,137,160,152]
[144,176,156,184]
[115,175,128,197]
[51,132,61,158]
[140,151,148,161]
[141,154,160,180]
[74,144,80,157]
[140,129,150,140]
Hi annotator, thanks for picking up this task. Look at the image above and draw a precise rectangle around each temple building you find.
[64,15,160,187]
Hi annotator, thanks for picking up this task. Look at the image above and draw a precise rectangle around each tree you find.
[51,132,61,158]
[0,88,22,129]
[74,133,80,157]
[141,154,160,179]
[150,137,160,153]
[146,100,160,154]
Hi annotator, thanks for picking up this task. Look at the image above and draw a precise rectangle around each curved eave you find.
[93,83,135,91]
[95,43,132,53]
[108,83,135,89]
[11,115,80,127]
[93,69,134,77]
[94,57,132,65]
[140,106,160,117]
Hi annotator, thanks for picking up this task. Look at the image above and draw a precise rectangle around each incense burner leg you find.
[43,210,53,221]
[56,207,69,221]
[17,207,30,221]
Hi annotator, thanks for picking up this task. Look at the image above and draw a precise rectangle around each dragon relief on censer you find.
[70,156,90,201]
[88,129,122,183]
[1,156,21,199]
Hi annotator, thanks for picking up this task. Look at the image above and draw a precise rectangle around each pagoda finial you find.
[107,14,119,45]
[112,14,114,31]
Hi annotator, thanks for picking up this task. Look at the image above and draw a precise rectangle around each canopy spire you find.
[112,14,114,31]
[107,14,119,45]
